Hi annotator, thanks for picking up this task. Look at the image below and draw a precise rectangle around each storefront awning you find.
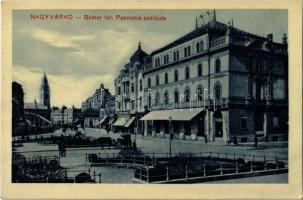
[112,118,129,127]
[124,117,136,128]
[140,108,204,121]
[100,116,108,124]
[107,118,115,124]
[95,116,108,126]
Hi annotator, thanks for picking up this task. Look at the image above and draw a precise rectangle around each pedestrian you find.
[133,139,137,154]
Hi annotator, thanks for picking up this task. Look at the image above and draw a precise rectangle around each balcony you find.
[210,36,227,49]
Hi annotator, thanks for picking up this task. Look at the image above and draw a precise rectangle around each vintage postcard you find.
[1,0,302,199]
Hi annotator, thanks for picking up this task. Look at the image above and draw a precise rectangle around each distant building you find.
[12,81,25,136]
[24,73,51,120]
[40,73,50,110]
[114,42,147,133]
[24,101,50,120]
[81,83,114,128]
[51,106,82,126]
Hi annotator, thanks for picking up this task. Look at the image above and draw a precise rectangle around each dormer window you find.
[164,54,169,64]
[184,47,187,57]
[155,57,160,67]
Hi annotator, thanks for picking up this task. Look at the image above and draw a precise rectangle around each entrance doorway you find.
[197,113,205,136]
[214,111,223,137]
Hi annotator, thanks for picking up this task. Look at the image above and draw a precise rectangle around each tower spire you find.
[138,41,141,50]
[213,9,216,21]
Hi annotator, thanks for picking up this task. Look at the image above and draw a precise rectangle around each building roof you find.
[130,42,148,63]
[24,102,48,110]
[151,20,265,55]
[140,108,204,121]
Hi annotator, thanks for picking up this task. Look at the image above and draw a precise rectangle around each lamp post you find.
[34,99,38,140]
[169,116,172,161]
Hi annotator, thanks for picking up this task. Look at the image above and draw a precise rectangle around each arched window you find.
[156,75,159,86]
[139,79,143,91]
[148,78,151,88]
[176,50,179,60]
[200,41,204,51]
[215,58,221,73]
[196,42,200,53]
[197,85,204,102]
[174,89,179,104]
[155,91,160,106]
[185,67,190,80]
[164,90,169,104]
[184,47,187,57]
[173,52,176,61]
[174,70,179,82]
[184,87,191,103]
[214,83,221,103]
[197,63,202,77]
[164,73,168,84]
[187,46,191,56]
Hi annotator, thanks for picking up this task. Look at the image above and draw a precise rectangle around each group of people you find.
[58,134,66,157]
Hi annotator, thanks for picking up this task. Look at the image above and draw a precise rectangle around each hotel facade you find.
[113,18,288,143]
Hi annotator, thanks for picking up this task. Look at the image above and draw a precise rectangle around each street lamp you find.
[169,116,172,161]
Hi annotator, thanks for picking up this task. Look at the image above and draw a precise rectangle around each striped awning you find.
[140,108,204,121]
[112,118,129,127]
[124,117,136,128]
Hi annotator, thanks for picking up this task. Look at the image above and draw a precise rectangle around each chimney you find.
[267,33,273,43]
[282,33,287,45]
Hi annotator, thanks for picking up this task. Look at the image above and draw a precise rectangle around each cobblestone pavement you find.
[83,128,288,161]
[14,128,288,183]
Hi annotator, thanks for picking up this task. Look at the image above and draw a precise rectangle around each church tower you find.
[40,73,50,109]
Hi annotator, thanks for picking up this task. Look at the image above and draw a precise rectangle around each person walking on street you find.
[133,139,137,154]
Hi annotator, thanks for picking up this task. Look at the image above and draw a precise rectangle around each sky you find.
[12,9,287,108]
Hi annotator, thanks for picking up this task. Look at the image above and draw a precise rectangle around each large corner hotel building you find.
[113,18,288,143]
